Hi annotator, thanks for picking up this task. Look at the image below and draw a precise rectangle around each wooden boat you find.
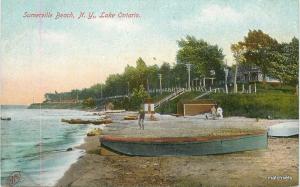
[1,117,11,121]
[268,122,298,137]
[124,115,138,120]
[100,132,267,156]
[87,128,102,136]
[61,118,112,125]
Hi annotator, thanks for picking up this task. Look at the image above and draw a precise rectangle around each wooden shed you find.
[177,99,216,116]
[144,98,155,114]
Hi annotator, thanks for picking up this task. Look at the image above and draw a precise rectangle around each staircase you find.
[193,88,224,100]
[154,89,186,109]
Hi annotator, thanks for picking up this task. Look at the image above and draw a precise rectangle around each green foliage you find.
[267,37,299,85]
[82,97,96,108]
[233,30,298,85]
[177,35,225,81]
[130,85,149,110]
[209,93,298,119]
[233,30,278,78]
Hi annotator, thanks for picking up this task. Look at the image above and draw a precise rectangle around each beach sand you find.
[55,117,298,187]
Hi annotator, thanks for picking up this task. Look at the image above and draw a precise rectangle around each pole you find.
[158,74,162,94]
[100,84,103,99]
[234,64,238,93]
[185,64,192,90]
[147,78,149,93]
[224,68,228,94]
[127,82,129,96]
[76,91,79,103]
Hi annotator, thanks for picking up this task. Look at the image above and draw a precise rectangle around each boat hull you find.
[100,134,268,156]
[268,122,299,137]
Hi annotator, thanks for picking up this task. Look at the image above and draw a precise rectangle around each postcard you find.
[0,0,299,186]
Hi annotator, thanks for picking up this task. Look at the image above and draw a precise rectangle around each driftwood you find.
[1,117,11,121]
[61,118,112,125]
[124,115,138,120]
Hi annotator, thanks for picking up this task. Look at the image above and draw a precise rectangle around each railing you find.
[154,88,186,109]
[193,88,224,100]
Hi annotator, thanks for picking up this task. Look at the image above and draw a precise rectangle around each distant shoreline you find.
[27,103,85,110]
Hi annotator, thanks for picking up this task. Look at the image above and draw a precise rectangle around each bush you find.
[82,97,96,108]
[129,85,149,110]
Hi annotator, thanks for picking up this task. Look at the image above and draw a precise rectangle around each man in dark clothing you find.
[138,109,145,130]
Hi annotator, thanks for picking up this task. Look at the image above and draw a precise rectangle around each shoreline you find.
[55,116,298,187]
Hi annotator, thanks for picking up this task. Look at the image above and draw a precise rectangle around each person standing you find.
[217,106,223,119]
[138,109,145,130]
[211,105,217,120]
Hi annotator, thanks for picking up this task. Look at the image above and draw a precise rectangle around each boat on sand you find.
[61,118,112,125]
[124,115,138,120]
[268,122,299,137]
[1,117,11,121]
[100,132,267,156]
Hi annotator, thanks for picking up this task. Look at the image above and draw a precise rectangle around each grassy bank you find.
[209,93,298,119]
[155,86,298,119]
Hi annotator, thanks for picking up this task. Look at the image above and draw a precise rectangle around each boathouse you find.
[177,99,216,116]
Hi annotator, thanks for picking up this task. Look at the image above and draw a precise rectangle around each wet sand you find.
[55,117,298,187]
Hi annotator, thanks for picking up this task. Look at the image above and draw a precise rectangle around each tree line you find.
[44,30,298,103]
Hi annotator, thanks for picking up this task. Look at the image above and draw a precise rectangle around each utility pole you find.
[147,77,150,93]
[233,63,238,93]
[76,90,79,103]
[127,82,130,96]
[158,74,162,94]
[185,64,192,90]
[224,67,229,94]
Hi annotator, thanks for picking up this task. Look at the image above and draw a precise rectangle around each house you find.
[227,64,280,84]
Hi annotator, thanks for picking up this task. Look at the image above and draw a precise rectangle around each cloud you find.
[172,4,244,31]
[198,4,243,24]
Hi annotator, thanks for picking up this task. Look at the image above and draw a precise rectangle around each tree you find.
[159,62,171,88]
[237,29,279,80]
[130,85,149,109]
[82,97,95,108]
[268,37,299,85]
[231,43,246,93]
[176,35,225,81]
[136,57,148,89]
[172,63,188,88]
[147,64,159,90]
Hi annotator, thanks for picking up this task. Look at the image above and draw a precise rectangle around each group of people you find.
[205,105,223,120]
[138,104,223,130]
[209,105,223,120]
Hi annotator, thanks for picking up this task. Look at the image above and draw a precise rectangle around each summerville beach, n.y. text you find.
[23,11,140,19]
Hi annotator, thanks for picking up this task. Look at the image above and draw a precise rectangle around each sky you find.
[0,0,299,104]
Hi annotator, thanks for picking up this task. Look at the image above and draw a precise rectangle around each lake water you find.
[1,106,98,186]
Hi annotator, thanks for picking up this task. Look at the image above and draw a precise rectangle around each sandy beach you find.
[55,115,298,187]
